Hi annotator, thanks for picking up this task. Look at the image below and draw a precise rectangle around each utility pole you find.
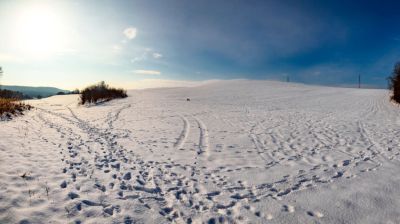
[358,74,361,88]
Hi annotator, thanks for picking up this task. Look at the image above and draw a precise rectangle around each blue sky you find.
[0,0,399,89]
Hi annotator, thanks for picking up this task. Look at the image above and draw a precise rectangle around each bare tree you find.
[388,62,400,103]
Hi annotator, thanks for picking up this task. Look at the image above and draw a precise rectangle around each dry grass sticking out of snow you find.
[0,98,32,120]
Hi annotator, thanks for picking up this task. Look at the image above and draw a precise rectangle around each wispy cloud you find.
[133,70,161,75]
[123,27,137,40]
[130,57,145,63]
[131,49,163,63]
[152,52,163,59]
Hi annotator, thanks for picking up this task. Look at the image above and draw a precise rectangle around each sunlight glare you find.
[14,4,68,58]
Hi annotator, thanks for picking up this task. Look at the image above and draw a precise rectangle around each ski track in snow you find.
[1,80,400,223]
[193,116,209,156]
[173,115,189,150]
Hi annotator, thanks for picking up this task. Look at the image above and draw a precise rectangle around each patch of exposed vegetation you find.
[0,89,32,120]
[80,81,127,105]
[0,98,32,120]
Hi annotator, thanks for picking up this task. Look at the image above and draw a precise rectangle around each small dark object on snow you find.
[186,98,190,101]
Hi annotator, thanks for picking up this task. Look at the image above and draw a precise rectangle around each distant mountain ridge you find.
[0,85,68,98]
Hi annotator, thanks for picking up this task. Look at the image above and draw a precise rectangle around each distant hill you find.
[0,85,68,98]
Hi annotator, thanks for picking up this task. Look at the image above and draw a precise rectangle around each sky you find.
[0,0,399,90]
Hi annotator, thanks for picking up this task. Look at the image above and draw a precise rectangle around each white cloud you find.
[130,54,146,63]
[152,52,163,59]
[123,27,137,40]
[131,49,163,63]
[133,70,161,75]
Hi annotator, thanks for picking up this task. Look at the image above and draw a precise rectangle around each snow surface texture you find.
[1,80,400,224]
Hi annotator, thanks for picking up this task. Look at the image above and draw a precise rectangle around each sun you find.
[14,5,67,57]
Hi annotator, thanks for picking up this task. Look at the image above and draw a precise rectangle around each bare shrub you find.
[80,81,127,105]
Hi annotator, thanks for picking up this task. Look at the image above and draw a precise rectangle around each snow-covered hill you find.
[1,80,400,223]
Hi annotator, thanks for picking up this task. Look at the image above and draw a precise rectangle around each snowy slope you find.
[1,80,400,224]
